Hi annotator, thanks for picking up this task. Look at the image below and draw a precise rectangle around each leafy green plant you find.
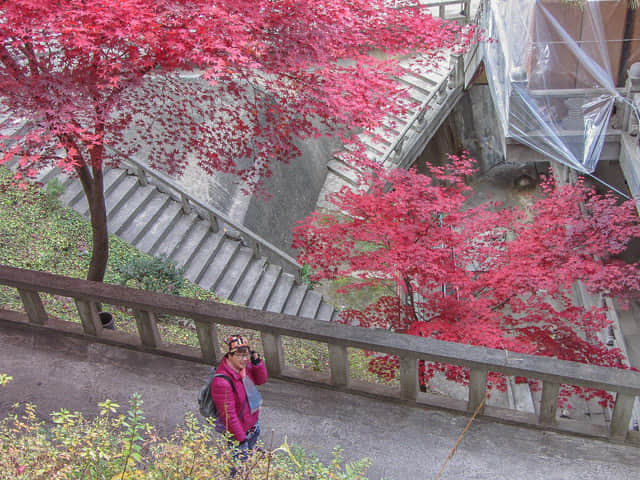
[44,177,65,207]
[0,374,12,386]
[113,254,185,295]
[118,393,149,479]
[0,393,371,480]
[300,263,318,289]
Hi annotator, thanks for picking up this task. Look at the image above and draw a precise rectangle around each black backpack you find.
[198,368,234,419]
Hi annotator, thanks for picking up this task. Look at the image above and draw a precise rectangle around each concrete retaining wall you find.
[415,85,505,173]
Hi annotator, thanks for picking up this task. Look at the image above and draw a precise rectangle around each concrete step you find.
[59,175,86,209]
[283,283,308,316]
[399,56,450,78]
[395,79,432,103]
[199,239,241,290]
[266,272,296,313]
[213,246,255,299]
[248,264,282,310]
[35,166,60,185]
[231,257,269,306]
[171,221,212,270]
[154,212,200,258]
[135,202,183,254]
[327,158,362,186]
[118,192,172,245]
[399,66,446,92]
[0,118,31,157]
[298,289,323,320]
[336,144,387,166]
[316,301,336,322]
[354,134,386,159]
[109,183,157,234]
[104,175,140,219]
[79,168,128,218]
[361,126,394,148]
[316,172,356,210]
[183,230,225,284]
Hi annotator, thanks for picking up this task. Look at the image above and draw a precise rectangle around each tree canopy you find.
[293,155,640,406]
[0,0,472,280]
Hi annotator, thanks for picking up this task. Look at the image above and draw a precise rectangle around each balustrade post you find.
[195,320,223,365]
[328,344,349,387]
[133,310,162,348]
[539,381,560,425]
[436,84,447,105]
[449,53,464,89]
[468,368,488,413]
[462,1,471,19]
[180,194,192,214]
[609,392,635,442]
[262,332,284,377]
[74,300,102,336]
[248,239,260,258]
[294,266,302,283]
[135,166,148,186]
[400,355,418,401]
[18,289,48,325]
[393,138,405,161]
[208,212,220,233]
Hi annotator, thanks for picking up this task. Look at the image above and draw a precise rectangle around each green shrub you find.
[44,177,66,207]
[0,388,371,480]
[112,254,185,295]
[300,263,318,289]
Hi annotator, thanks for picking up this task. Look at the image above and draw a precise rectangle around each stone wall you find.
[414,84,505,173]
[244,134,342,258]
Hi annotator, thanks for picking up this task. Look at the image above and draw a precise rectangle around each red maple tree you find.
[0,0,473,281]
[293,154,640,407]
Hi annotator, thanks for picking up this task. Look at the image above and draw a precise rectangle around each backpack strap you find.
[212,373,246,418]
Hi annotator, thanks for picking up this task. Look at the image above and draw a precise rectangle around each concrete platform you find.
[1,322,638,480]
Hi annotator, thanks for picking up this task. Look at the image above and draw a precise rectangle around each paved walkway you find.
[1,321,638,480]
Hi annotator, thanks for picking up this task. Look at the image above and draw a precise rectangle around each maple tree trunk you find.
[76,162,109,283]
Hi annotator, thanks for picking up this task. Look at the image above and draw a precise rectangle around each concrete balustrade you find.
[1,264,639,445]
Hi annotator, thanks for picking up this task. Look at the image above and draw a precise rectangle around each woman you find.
[211,334,268,460]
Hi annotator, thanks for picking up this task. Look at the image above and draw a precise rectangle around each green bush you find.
[300,263,318,289]
[0,380,370,480]
[44,177,66,207]
[112,253,185,295]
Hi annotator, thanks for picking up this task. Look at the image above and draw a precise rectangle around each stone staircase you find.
[316,51,466,210]
[45,163,339,321]
[315,1,485,210]
[0,113,338,322]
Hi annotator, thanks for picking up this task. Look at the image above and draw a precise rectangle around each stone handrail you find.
[380,53,464,166]
[1,264,639,445]
[380,0,484,167]
[106,147,301,278]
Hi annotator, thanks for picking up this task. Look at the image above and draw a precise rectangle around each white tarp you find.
[483,0,640,174]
